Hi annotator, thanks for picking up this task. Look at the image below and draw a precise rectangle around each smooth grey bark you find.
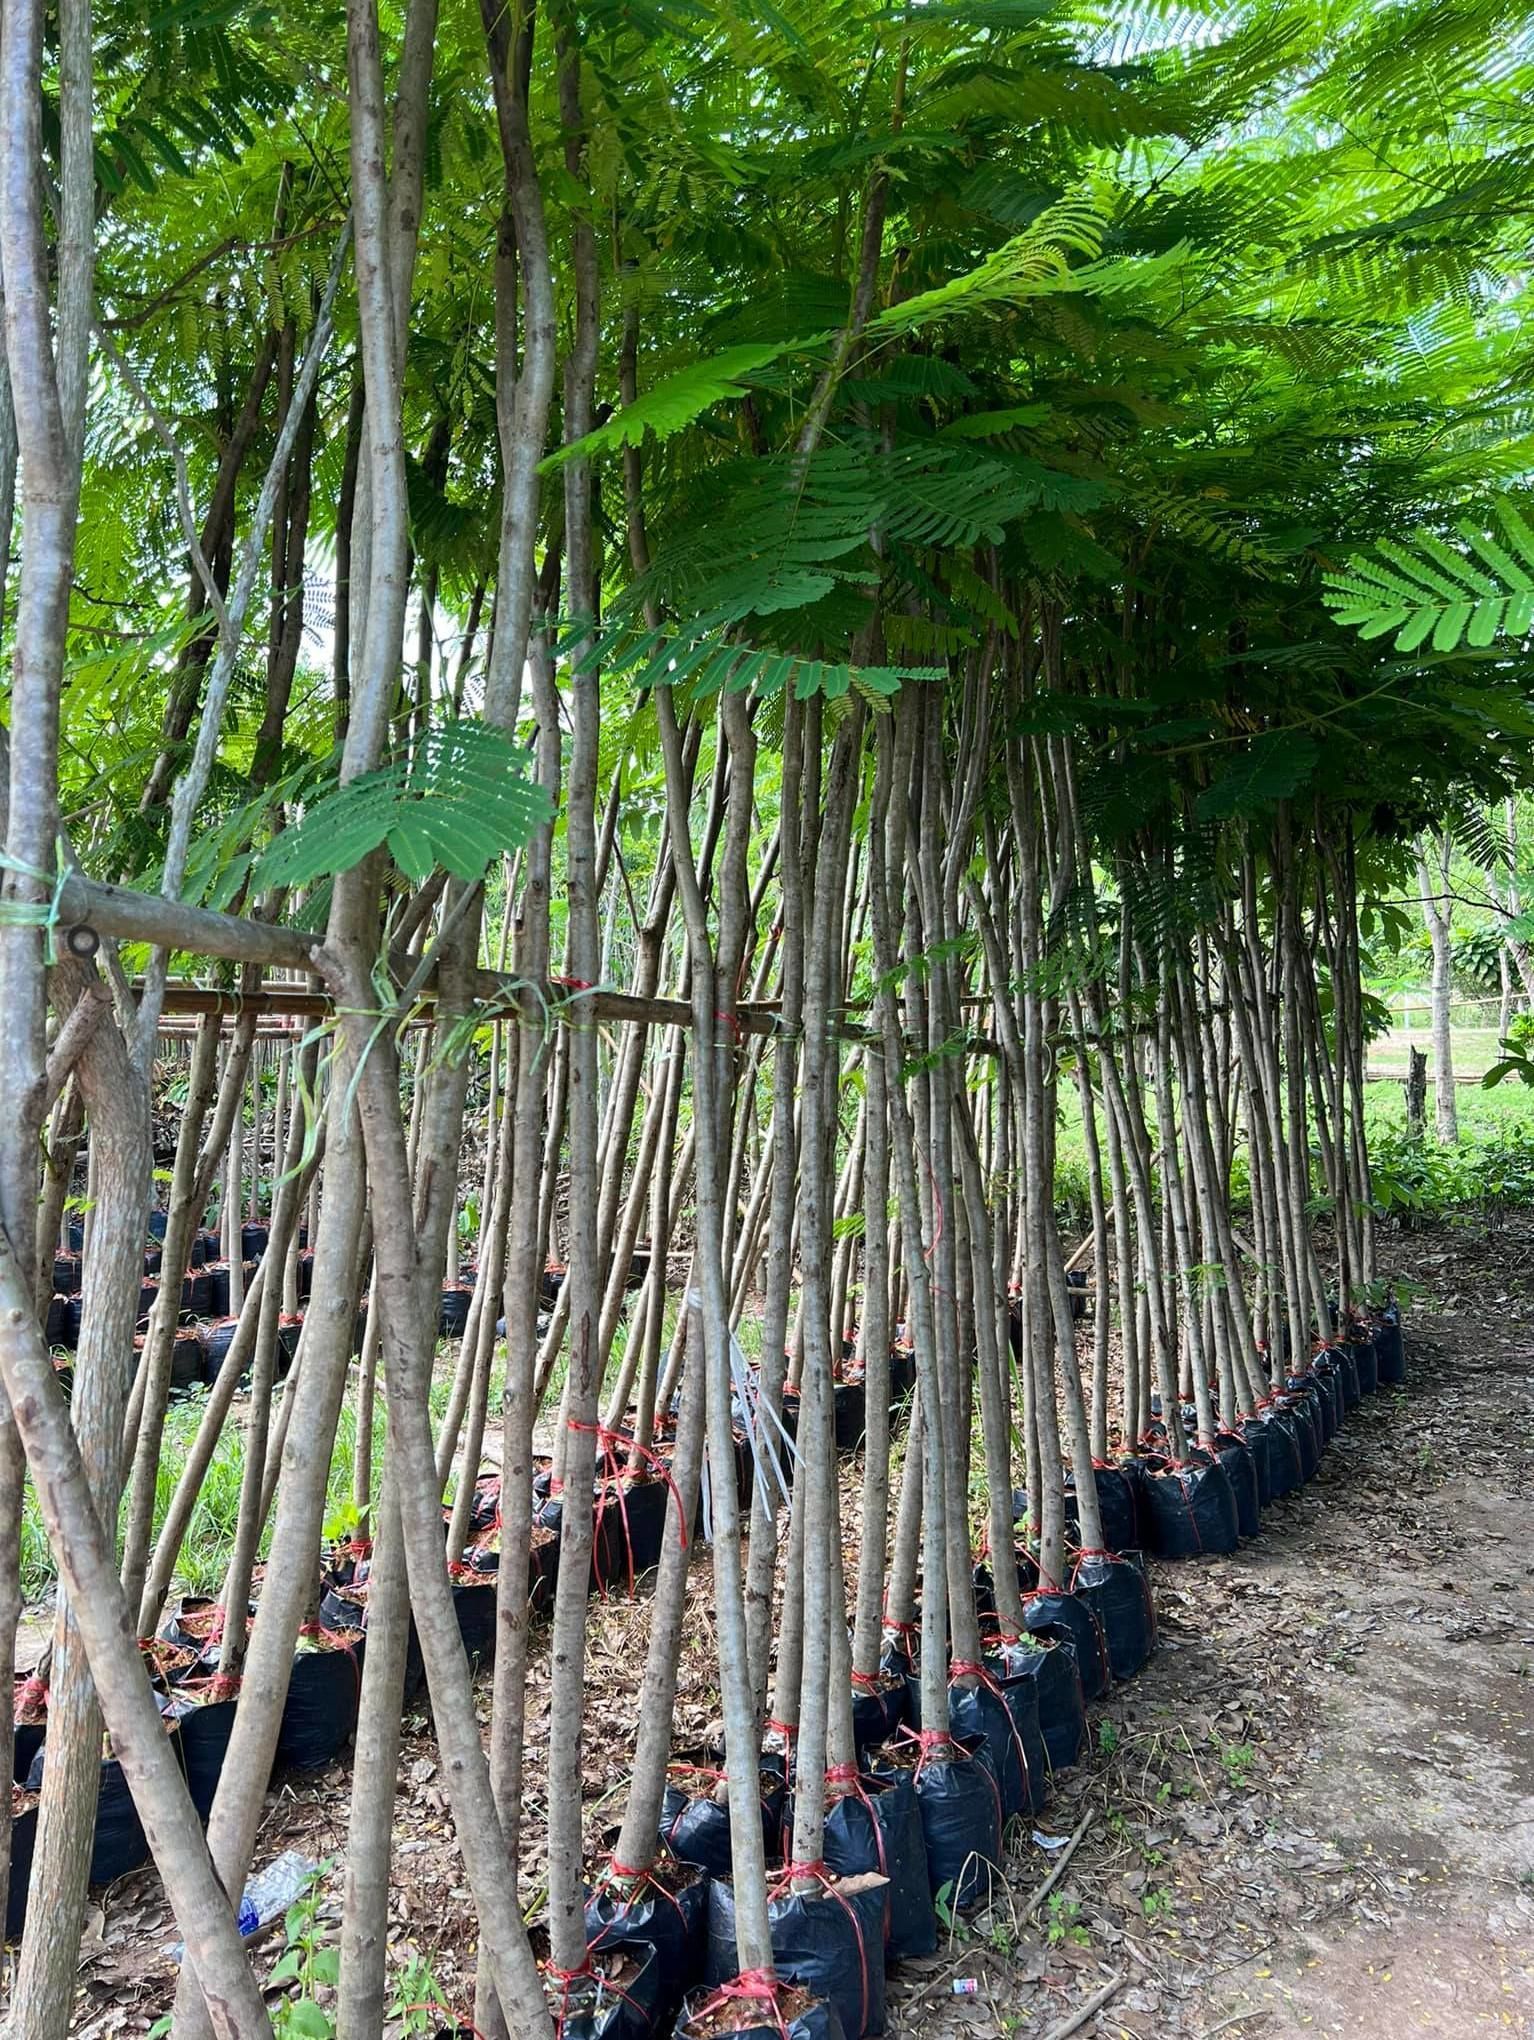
[0,1241,273,2037]
[655,679,773,1972]
[1416,828,1458,1143]
[9,951,153,2040]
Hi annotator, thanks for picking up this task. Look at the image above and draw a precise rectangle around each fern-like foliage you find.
[251,723,555,893]
[542,342,810,470]
[1323,498,1534,653]
[564,614,943,707]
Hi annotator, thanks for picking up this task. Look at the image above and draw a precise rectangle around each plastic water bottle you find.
[169,1850,317,1962]
[235,1850,317,1938]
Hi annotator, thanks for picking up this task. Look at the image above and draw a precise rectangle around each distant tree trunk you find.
[1406,1046,1427,1136]
[1416,829,1457,1143]
[1500,946,1513,1042]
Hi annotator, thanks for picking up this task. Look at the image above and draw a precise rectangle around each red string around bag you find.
[15,1673,49,1720]
[769,1860,871,2040]
[567,1418,690,1601]
[597,1853,692,1936]
[892,1722,1006,1856]
[693,1967,791,2040]
[889,1723,955,1776]
[543,1958,649,2038]
[826,1759,892,1936]
[949,1656,1034,1812]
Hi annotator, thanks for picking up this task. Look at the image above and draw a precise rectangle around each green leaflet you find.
[540,341,821,470]
[565,611,944,705]
[1323,498,1534,654]
[251,723,555,894]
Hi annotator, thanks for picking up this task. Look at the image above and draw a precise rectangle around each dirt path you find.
[895,1224,1534,2039]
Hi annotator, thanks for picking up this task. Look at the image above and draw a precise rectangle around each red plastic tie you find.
[770,1861,871,2036]
[950,1656,1034,1810]
[599,1854,690,1934]
[698,1970,791,2040]
[544,1959,597,2038]
[567,1418,690,1584]
[825,1761,891,1925]
[545,1957,649,2033]
[890,1724,955,1776]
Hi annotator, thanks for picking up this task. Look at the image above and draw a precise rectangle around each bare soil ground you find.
[46,1218,1534,2037]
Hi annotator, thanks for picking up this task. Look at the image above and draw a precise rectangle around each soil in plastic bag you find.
[544,1938,659,2040]
[450,1569,497,1667]
[1136,1453,1239,1557]
[170,1328,206,1393]
[1312,1357,1346,1433]
[833,1379,867,1454]
[991,1635,1084,1774]
[1255,1407,1303,1498]
[661,1762,785,1878]
[594,1475,671,1593]
[1072,1551,1155,1679]
[1012,1463,1138,1557]
[172,1681,239,1821]
[821,1768,934,1960]
[1288,1371,1331,1448]
[1291,1369,1336,1445]
[25,1743,155,1885]
[275,1315,303,1377]
[1209,1433,1261,1539]
[887,1343,916,1404]
[275,1627,362,1769]
[1278,1391,1320,1480]
[7,1787,37,1941]
[706,1871,887,2040]
[585,1859,709,2029]
[439,1284,473,1337]
[447,1469,501,1541]
[534,1491,626,1598]
[1349,1333,1379,1396]
[1373,1313,1406,1385]
[158,1595,239,1673]
[1022,1589,1108,1702]
[1083,1464,1139,1553]
[317,1574,369,1633]
[948,1667,1046,1818]
[529,1524,561,1617]
[903,1732,1003,1913]
[1240,1416,1274,1509]
[202,1319,244,1385]
[1332,1341,1361,1410]
[676,1978,846,2040]
[849,1670,909,1756]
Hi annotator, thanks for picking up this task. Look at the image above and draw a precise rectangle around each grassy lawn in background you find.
[1366,1024,1508,1081]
